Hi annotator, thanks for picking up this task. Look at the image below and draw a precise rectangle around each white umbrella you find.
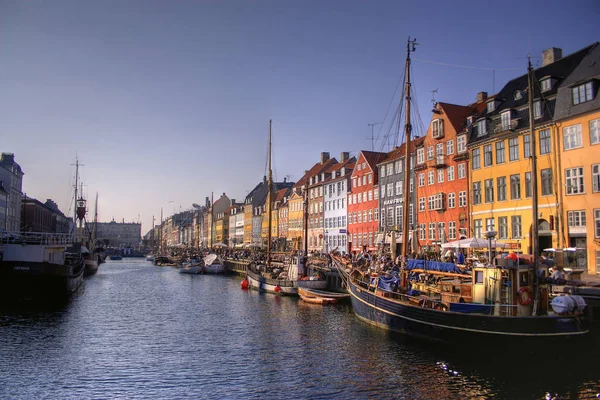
[441,237,507,249]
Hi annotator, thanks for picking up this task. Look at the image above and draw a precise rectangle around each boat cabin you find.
[471,260,540,317]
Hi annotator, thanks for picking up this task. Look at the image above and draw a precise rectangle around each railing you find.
[1,231,73,246]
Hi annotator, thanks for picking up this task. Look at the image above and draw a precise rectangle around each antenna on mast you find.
[431,89,438,110]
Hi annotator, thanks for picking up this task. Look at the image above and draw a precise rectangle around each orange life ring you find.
[518,287,533,306]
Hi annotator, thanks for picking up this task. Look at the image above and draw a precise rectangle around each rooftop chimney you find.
[320,152,330,164]
[542,47,562,67]
[283,177,287,183]
[340,152,350,162]
[477,92,488,103]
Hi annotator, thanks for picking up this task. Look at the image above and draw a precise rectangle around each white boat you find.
[146,255,155,262]
[179,258,205,275]
[245,262,298,295]
[203,254,226,274]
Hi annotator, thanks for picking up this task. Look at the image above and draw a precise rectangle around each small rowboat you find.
[299,293,337,305]
[297,287,350,305]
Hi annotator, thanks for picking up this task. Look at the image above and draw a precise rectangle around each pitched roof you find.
[377,137,426,164]
[293,157,338,190]
[438,102,478,133]
[360,150,387,170]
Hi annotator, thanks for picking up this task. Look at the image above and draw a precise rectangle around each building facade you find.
[0,153,24,232]
[348,151,386,253]
[323,155,355,254]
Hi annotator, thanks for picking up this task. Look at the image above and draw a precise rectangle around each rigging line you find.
[376,67,407,146]
[413,58,522,71]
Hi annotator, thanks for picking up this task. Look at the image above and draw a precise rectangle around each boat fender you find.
[518,287,533,306]
[274,285,281,293]
[241,279,249,290]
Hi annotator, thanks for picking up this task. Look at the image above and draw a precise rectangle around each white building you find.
[323,154,355,254]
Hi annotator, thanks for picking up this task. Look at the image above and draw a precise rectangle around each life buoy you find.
[518,287,533,306]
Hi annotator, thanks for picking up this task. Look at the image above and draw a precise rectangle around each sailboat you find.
[0,158,86,300]
[244,120,299,295]
[337,37,590,346]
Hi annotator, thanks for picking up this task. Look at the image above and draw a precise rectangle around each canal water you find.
[1,258,599,399]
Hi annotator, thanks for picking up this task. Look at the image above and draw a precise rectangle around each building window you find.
[572,81,594,105]
[448,192,456,208]
[387,208,393,228]
[595,209,600,238]
[374,189,379,200]
[473,181,482,205]
[428,171,434,185]
[380,166,385,178]
[533,100,542,119]
[483,144,493,167]
[590,119,600,145]
[496,176,506,201]
[457,135,467,153]
[563,124,582,150]
[565,167,585,195]
[447,140,454,155]
[436,143,444,157]
[509,137,520,161]
[511,216,522,239]
[418,173,425,187]
[394,160,401,174]
[419,197,425,212]
[386,163,393,176]
[417,148,425,164]
[374,208,378,221]
[432,119,444,138]
[538,129,551,155]
[387,183,393,197]
[474,219,482,238]
[501,111,511,131]
[498,217,508,239]
[541,78,551,92]
[524,134,531,159]
[525,172,532,198]
[458,191,467,207]
[396,181,402,196]
[427,146,434,160]
[486,218,495,232]
[510,174,521,199]
[458,163,466,179]
[448,221,456,240]
[541,168,553,196]
[593,164,600,193]
[486,101,495,113]
[477,119,487,137]
[429,223,436,240]
[437,169,444,183]
[567,210,586,227]
[496,141,505,164]
[485,179,494,203]
[447,166,455,181]
[472,148,481,169]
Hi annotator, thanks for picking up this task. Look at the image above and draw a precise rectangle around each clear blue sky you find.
[1,0,598,234]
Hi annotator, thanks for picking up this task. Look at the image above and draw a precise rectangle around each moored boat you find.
[298,287,347,304]
[203,254,226,274]
[338,37,591,347]
[0,232,85,300]
[179,258,205,274]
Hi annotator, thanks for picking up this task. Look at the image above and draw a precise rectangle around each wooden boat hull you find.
[203,264,226,274]
[246,268,297,296]
[295,279,328,290]
[298,287,350,300]
[83,256,99,277]
[179,266,204,274]
[299,293,337,304]
[348,278,590,345]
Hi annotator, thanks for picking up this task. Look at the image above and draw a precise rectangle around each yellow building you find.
[553,42,600,274]
[243,204,253,244]
[468,46,592,255]
[288,190,305,250]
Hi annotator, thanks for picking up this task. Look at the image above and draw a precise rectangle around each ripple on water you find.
[1,259,599,399]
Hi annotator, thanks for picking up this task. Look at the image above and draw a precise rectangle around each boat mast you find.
[160,207,163,255]
[93,192,98,240]
[401,37,418,262]
[267,119,273,268]
[527,56,540,313]
[73,157,79,240]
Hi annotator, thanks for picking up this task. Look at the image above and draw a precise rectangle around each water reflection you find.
[0,259,598,399]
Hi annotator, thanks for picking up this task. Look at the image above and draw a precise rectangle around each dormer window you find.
[477,119,488,137]
[533,100,542,119]
[466,116,473,126]
[432,119,444,139]
[572,81,594,105]
[541,78,551,92]
[501,111,511,131]
[486,100,495,113]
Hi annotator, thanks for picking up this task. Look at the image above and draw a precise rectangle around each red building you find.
[415,98,486,250]
[347,150,387,253]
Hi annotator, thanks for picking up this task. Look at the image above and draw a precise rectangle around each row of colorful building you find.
[146,42,600,275]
